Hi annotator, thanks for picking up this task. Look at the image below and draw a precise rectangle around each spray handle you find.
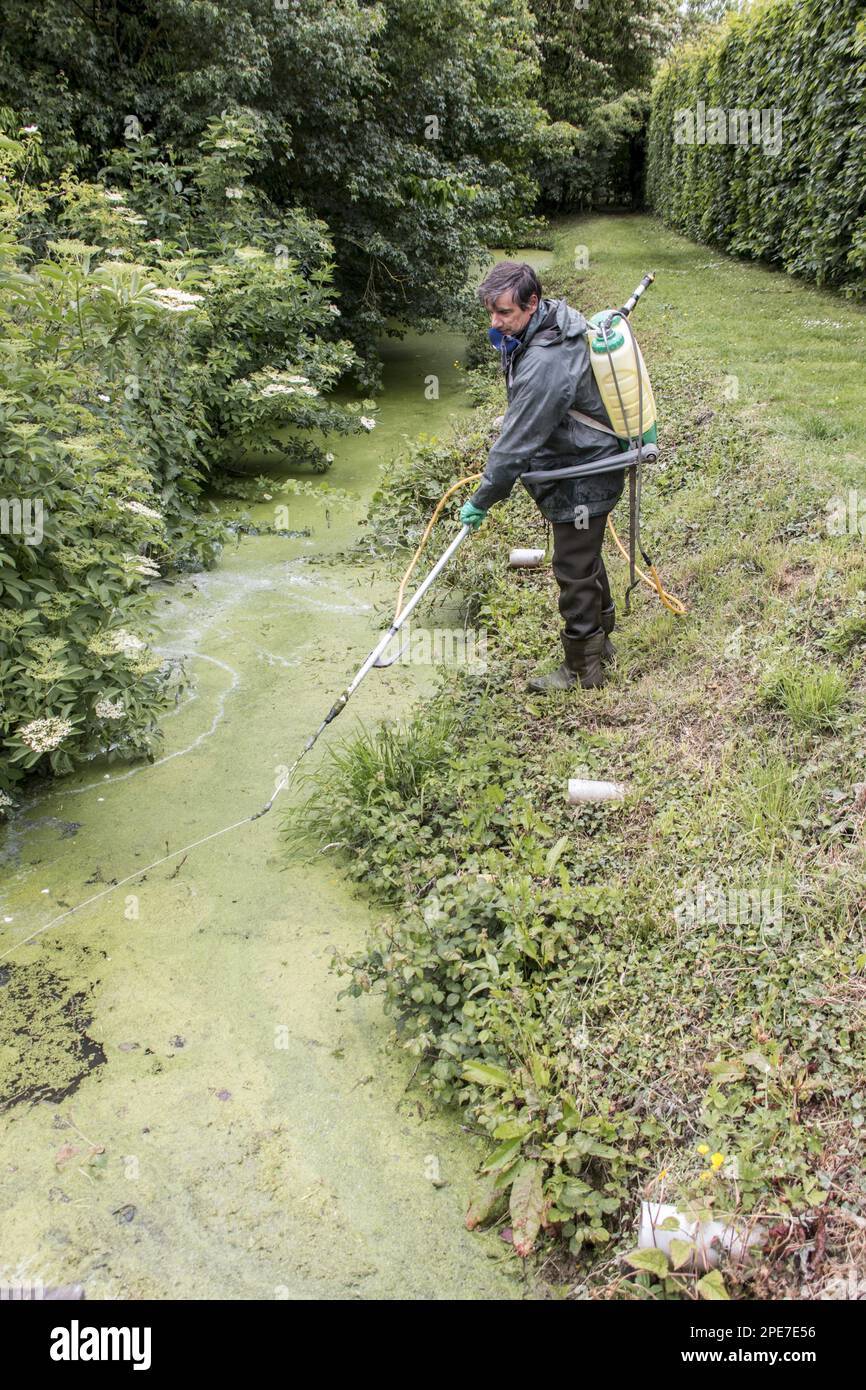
[620,272,655,319]
[596,273,655,334]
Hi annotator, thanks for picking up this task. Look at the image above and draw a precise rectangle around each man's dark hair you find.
[476,260,542,311]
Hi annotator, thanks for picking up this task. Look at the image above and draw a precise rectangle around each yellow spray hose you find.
[393,473,482,620]
[605,515,686,616]
[394,475,687,621]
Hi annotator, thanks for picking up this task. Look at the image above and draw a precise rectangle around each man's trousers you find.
[550,513,612,641]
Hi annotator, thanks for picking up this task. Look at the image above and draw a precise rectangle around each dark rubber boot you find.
[564,629,606,689]
[527,658,577,693]
[527,630,606,693]
[601,604,616,665]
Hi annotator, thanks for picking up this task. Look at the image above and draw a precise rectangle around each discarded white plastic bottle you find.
[638,1201,766,1273]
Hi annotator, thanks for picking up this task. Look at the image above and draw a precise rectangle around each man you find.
[459,260,624,692]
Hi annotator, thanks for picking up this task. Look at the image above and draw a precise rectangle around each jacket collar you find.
[523,296,560,346]
[488,298,563,381]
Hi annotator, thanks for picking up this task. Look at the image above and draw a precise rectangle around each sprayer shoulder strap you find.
[528,327,560,348]
[567,407,619,438]
[526,325,619,440]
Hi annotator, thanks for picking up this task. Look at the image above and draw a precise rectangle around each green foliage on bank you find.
[0,0,553,384]
[0,112,369,802]
[646,0,866,296]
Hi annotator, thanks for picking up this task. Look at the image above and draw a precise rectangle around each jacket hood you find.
[524,295,587,346]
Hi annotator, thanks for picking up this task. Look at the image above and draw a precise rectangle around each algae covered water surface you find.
[0,308,541,1300]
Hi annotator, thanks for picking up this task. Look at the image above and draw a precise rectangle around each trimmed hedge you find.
[646,0,866,297]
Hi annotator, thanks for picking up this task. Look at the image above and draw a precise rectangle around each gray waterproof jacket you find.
[469,296,625,524]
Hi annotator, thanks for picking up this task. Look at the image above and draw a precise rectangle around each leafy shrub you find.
[0,112,372,803]
[534,93,651,211]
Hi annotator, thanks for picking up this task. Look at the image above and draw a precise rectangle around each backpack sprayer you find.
[588,277,684,615]
[515,273,683,617]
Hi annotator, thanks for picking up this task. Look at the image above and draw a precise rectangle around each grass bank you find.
[284,214,866,1300]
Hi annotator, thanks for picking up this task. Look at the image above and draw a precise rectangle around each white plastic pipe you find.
[509,547,546,568]
[568,778,626,804]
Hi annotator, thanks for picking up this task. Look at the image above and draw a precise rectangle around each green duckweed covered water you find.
[0,291,557,1300]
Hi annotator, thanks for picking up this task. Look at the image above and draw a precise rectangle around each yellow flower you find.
[696,1143,710,1156]
[711,1152,725,1170]
[657,1169,668,1180]
[699,1170,713,1181]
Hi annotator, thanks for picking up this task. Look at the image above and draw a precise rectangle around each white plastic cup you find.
[567,778,626,804]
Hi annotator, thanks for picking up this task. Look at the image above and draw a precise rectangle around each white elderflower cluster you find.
[17,716,74,753]
[0,789,15,810]
[150,286,205,313]
[359,416,376,431]
[95,698,125,720]
[328,304,341,315]
[260,383,297,397]
[104,190,126,203]
[88,628,146,658]
[113,629,145,655]
[120,500,163,521]
[124,554,161,579]
[257,369,318,399]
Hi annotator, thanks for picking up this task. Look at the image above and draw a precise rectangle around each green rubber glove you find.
[459,501,487,531]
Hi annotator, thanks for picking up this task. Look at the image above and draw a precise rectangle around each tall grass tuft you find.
[758,658,848,731]
[727,750,816,857]
[282,704,458,856]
